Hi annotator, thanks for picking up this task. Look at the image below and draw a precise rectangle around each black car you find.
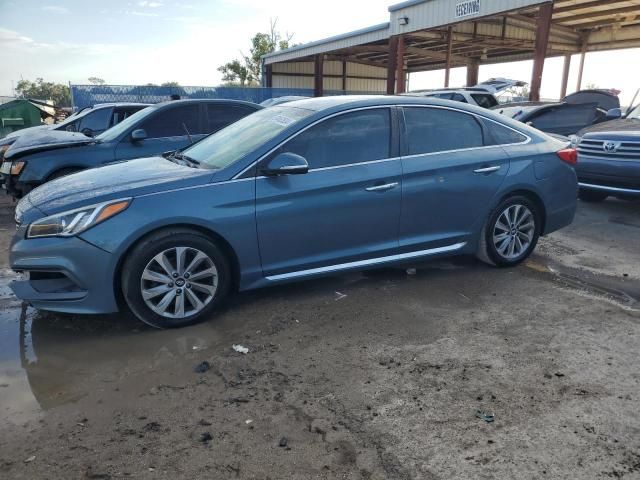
[571,104,640,202]
[1,99,262,197]
[493,90,622,136]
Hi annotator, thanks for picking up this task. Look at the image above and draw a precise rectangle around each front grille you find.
[577,139,640,161]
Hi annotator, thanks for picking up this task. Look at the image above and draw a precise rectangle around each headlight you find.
[27,198,131,239]
[10,161,25,175]
[568,134,581,148]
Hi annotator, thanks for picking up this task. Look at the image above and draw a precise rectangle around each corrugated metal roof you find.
[263,23,390,65]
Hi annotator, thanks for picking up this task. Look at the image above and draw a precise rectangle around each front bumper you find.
[10,233,120,314]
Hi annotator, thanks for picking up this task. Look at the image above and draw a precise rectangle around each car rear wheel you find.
[578,189,608,202]
[478,196,541,267]
[121,229,230,328]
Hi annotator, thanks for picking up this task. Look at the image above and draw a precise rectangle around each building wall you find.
[272,61,387,93]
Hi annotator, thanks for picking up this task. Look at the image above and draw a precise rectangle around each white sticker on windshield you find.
[271,115,295,127]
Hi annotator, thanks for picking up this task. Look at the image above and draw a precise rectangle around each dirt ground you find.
[0,195,639,480]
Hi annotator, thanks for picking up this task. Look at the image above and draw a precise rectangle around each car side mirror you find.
[605,107,622,120]
[131,129,147,142]
[261,152,309,176]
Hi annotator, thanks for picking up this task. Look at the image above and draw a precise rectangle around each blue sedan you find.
[10,96,578,328]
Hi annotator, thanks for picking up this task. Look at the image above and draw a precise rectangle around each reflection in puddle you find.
[0,273,222,424]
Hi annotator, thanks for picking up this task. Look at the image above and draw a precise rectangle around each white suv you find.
[405,78,526,109]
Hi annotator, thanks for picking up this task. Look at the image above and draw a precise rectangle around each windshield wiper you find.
[169,151,200,168]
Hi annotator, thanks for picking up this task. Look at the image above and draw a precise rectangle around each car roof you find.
[152,98,261,109]
[86,102,150,109]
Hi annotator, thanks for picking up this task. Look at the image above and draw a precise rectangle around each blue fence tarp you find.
[70,84,380,110]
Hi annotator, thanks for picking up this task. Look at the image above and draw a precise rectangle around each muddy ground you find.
[0,196,639,479]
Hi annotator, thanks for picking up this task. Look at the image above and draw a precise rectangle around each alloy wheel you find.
[140,247,218,319]
[492,204,535,260]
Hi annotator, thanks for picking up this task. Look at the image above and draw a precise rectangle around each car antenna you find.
[182,123,193,144]
[625,88,639,116]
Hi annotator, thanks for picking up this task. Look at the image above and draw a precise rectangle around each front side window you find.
[140,104,200,138]
[403,107,484,155]
[274,108,391,170]
[78,107,112,133]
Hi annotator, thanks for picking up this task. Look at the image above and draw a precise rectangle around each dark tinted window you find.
[471,94,498,109]
[484,120,527,145]
[140,104,200,138]
[78,107,112,132]
[451,93,468,103]
[529,104,598,132]
[434,93,453,100]
[276,109,391,169]
[112,106,144,126]
[404,107,484,155]
[207,104,255,134]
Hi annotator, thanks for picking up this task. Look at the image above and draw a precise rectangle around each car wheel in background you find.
[121,229,230,328]
[478,195,541,267]
[578,189,608,203]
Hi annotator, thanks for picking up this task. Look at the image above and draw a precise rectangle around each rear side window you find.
[276,108,391,169]
[140,104,200,138]
[471,94,498,109]
[451,93,468,103]
[485,120,528,145]
[206,105,255,134]
[403,107,484,155]
[78,108,112,132]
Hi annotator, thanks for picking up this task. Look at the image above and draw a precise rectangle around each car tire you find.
[578,189,608,203]
[478,195,541,268]
[48,168,83,181]
[121,229,231,329]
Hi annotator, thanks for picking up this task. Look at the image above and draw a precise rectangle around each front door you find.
[255,108,402,278]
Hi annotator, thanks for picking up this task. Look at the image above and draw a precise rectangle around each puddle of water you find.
[0,272,224,425]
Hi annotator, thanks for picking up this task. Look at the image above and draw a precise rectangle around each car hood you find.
[5,129,95,159]
[4,124,53,140]
[26,156,213,215]
[577,118,640,137]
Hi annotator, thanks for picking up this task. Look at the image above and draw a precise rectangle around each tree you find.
[218,18,294,87]
[88,77,106,85]
[161,81,181,87]
[15,78,71,107]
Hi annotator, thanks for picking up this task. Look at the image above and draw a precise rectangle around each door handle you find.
[365,182,399,192]
[474,166,501,174]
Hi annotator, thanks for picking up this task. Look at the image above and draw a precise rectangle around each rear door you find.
[255,107,402,278]
[398,106,512,252]
[114,103,206,160]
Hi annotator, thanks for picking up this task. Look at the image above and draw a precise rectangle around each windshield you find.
[184,106,313,170]
[55,107,94,129]
[95,106,156,142]
[627,104,640,119]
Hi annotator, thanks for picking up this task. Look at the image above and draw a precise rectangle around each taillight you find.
[557,148,577,166]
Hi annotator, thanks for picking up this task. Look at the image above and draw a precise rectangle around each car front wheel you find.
[478,196,541,267]
[121,229,230,328]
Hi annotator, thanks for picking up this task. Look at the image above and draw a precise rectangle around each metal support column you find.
[444,26,453,87]
[314,54,324,97]
[396,35,406,94]
[387,36,399,94]
[560,54,571,98]
[529,2,553,101]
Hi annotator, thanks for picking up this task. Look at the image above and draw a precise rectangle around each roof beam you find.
[557,5,640,24]
[507,14,580,41]
[552,0,632,15]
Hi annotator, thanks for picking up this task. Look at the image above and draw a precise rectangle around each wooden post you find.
[444,26,453,87]
[342,60,347,91]
[560,54,571,98]
[314,55,324,97]
[396,35,406,94]
[576,37,588,91]
[265,64,273,88]
[387,36,399,94]
[529,2,553,101]
[466,59,479,87]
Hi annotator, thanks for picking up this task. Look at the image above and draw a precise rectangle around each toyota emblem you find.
[603,141,621,153]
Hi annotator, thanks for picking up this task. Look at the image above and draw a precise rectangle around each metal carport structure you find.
[262,0,640,101]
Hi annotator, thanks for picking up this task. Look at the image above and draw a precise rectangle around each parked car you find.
[405,78,526,109]
[1,99,262,197]
[569,103,640,202]
[9,96,578,328]
[492,89,622,136]
[1,102,148,141]
[260,96,310,107]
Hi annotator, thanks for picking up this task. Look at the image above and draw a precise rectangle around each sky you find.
[1,0,639,106]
